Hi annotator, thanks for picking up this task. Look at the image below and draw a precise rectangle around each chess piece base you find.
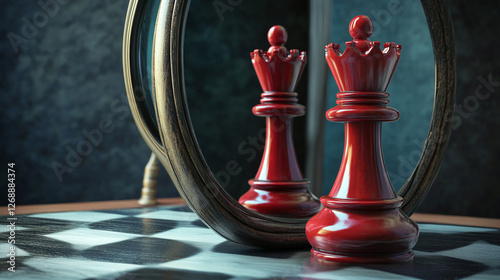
[306,196,418,263]
[311,248,414,264]
[239,180,320,218]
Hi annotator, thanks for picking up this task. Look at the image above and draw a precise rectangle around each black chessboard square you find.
[82,237,200,265]
[213,241,299,259]
[98,207,171,216]
[85,268,232,280]
[88,217,178,235]
[415,229,500,253]
[14,216,81,235]
[190,219,208,228]
[15,232,81,259]
[377,254,490,279]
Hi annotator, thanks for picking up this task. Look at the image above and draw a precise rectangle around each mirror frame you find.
[123,0,456,248]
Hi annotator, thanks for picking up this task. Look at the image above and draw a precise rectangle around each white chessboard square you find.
[161,251,307,278]
[435,241,500,268]
[151,227,227,245]
[135,209,199,222]
[299,266,420,280]
[29,211,126,223]
[418,224,498,234]
[44,228,140,250]
[22,257,140,280]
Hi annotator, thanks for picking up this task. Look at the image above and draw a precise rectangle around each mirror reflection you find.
[184,0,309,199]
[182,0,434,200]
[135,0,161,136]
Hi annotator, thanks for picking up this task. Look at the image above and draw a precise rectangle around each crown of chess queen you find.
[326,15,401,93]
[250,25,307,93]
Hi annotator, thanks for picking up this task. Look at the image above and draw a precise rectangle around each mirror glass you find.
[184,0,310,198]
[134,0,161,135]
[181,0,434,200]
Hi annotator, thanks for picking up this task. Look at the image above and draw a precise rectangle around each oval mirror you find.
[183,1,311,202]
[123,0,455,248]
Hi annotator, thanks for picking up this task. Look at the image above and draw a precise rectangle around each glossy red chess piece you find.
[238,26,320,218]
[305,15,419,263]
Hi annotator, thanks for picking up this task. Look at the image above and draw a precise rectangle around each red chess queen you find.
[305,15,419,263]
[238,26,320,218]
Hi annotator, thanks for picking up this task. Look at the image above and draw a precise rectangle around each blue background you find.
[1,0,499,218]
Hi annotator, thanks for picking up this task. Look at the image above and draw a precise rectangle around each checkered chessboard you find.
[1,204,499,279]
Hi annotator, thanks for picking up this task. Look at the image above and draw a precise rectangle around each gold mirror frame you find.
[123,0,456,248]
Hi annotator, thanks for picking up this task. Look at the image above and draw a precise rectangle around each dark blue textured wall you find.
[418,0,500,218]
[2,0,499,218]
[1,0,177,205]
